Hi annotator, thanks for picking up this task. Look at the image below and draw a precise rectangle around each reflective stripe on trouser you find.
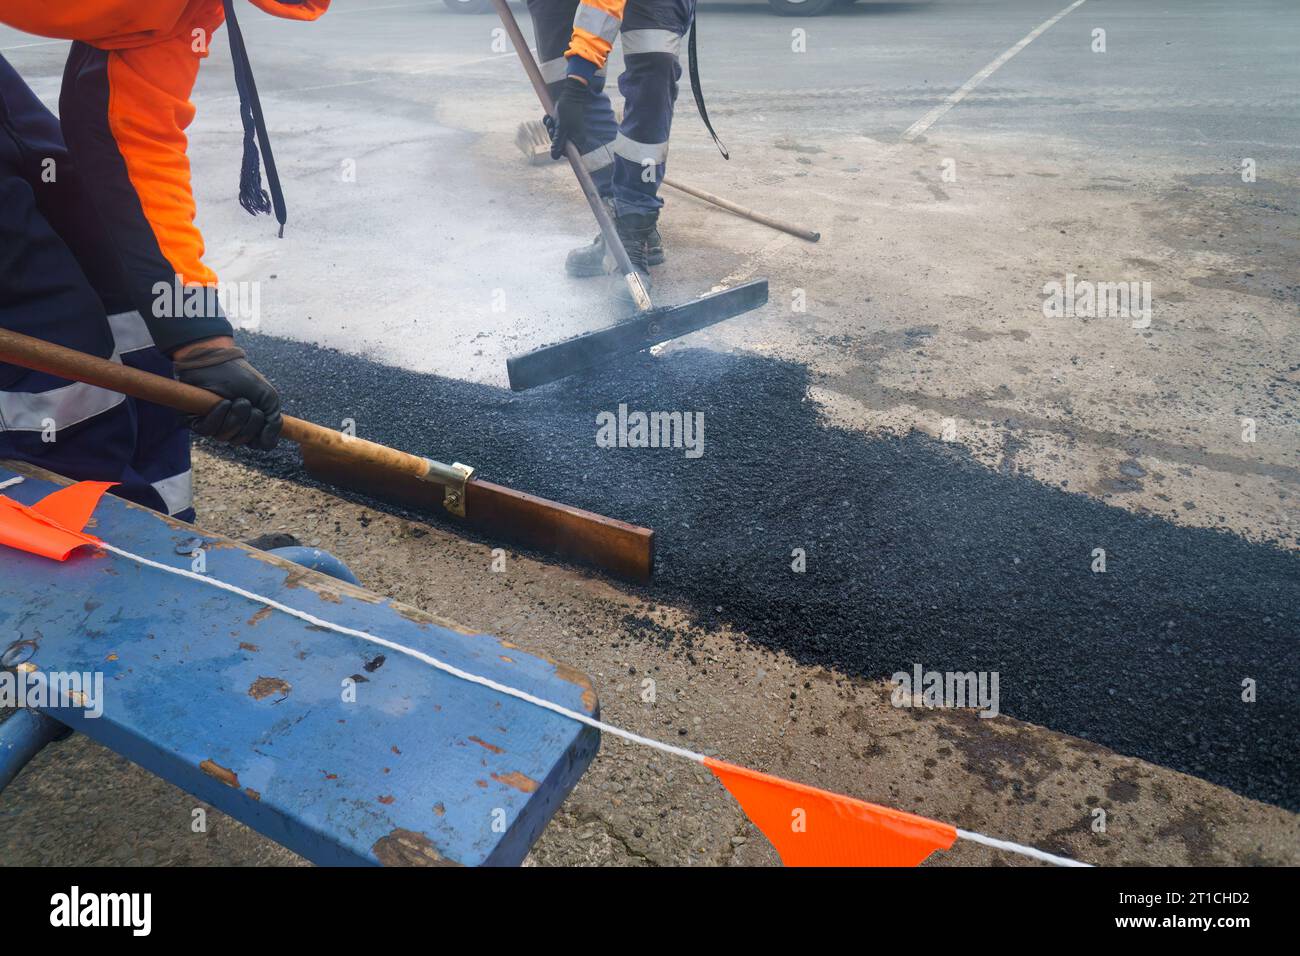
[527,0,618,193]
[0,54,193,521]
[613,0,695,215]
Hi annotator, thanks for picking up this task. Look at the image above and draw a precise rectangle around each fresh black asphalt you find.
[212,334,1300,812]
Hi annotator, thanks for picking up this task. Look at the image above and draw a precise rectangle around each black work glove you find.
[544,76,591,161]
[174,345,283,450]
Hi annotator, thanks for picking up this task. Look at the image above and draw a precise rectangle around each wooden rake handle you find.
[0,326,433,482]
[0,326,656,580]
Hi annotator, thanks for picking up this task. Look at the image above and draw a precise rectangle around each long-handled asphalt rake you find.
[489,0,768,391]
[0,328,655,581]
[517,119,822,243]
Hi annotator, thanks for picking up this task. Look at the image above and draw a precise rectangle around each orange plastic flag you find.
[705,757,957,867]
[0,481,115,561]
[30,480,117,531]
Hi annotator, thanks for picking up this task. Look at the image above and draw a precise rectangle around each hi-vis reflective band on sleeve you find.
[0,478,1090,868]
[150,469,193,517]
[0,374,126,432]
[105,311,154,354]
[0,314,154,434]
[566,0,625,68]
[573,4,621,44]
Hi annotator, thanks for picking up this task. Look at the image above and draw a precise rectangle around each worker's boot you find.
[609,211,658,304]
[646,224,664,266]
[566,204,664,278]
[565,232,612,278]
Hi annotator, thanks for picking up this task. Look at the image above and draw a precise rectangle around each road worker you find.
[531,0,707,302]
[0,1,330,521]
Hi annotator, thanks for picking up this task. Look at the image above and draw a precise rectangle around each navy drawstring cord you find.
[688,15,728,161]
[222,0,288,236]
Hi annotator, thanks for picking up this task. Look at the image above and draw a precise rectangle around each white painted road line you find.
[902,0,1089,142]
[0,39,64,52]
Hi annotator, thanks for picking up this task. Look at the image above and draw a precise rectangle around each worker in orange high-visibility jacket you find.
[0,1,329,521]
[534,0,696,303]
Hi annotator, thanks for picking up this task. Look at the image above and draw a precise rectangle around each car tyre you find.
[443,0,495,14]
[768,0,840,16]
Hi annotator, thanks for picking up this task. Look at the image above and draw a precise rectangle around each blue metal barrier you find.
[0,462,599,865]
[0,708,65,791]
[266,546,362,586]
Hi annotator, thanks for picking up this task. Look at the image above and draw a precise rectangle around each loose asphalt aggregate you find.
[210,333,1300,812]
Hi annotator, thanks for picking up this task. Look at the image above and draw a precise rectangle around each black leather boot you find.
[566,209,665,277]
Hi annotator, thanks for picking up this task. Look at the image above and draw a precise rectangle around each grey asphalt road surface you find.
[0,0,1296,867]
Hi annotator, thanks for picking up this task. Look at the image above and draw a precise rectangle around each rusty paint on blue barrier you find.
[0,461,599,866]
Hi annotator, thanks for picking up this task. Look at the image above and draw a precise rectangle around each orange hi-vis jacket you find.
[567,0,626,72]
[0,1,330,352]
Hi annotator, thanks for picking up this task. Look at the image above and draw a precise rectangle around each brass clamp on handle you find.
[422,459,476,517]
